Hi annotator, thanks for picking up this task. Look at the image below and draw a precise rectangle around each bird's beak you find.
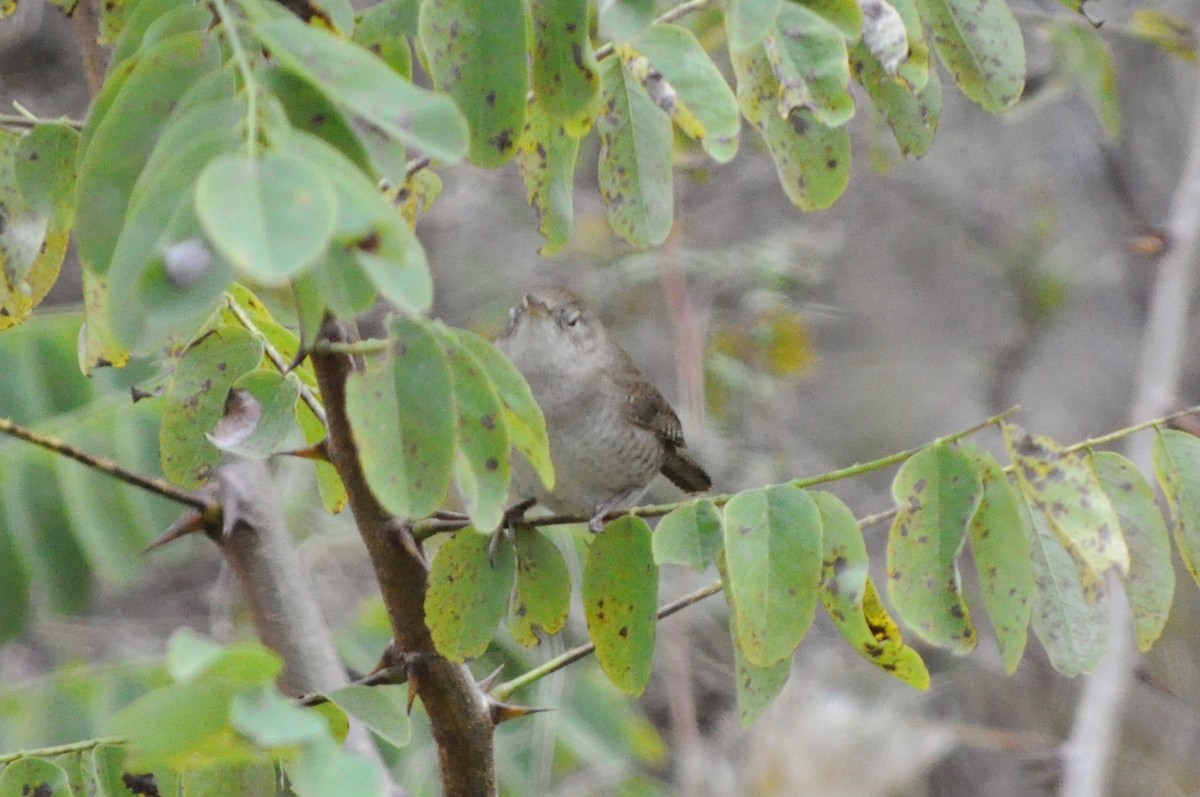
[522,294,547,318]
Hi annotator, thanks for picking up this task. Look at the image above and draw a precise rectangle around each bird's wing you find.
[608,352,685,445]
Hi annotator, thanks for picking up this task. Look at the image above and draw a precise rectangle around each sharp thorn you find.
[477,664,505,693]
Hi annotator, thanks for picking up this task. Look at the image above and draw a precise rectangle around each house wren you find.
[496,287,711,532]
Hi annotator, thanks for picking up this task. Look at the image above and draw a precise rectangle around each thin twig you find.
[0,736,124,765]
[223,294,327,426]
[0,418,212,513]
[0,113,85,130]
[491,580,724,701]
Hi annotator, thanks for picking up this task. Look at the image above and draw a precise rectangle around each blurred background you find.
[2,0,1200,794]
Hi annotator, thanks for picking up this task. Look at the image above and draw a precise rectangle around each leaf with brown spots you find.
[530,0,601,132]
[0,755,69,797]
[453,327,554,491]
[346,316,455,520]
[1005,424,1129,598]
[886,443,981,654]
[207,370,301,459]
[434,323,512,531]
[629,24,741,163]
[767,3,855,128]
[913,0,1025,112]
[426,528,515,662]
[1095,451,1173,651]
[723,484,822,667]
[962,445,1032,674]
[1153,429,1200,587]
[815,491,929,689]
[730,605,790,726]
[653,498,723,571]
[160,326,263,488]
[597,56,675,246]
[850,39,941,157]
[418,0,529,167]
[508,526,571,646]
[1020,493,1108,677]
[726,0,781,52]
[516,99,580,255]
[583,516,658,696]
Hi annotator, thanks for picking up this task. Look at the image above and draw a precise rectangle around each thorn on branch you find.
[488,699,551,726]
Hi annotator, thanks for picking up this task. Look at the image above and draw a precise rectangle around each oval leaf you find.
[723,484,823,667]
[207,370,300,458]
[195,151,337,285]
[345,316,456,519]
[652,497,723,570]
[963,446,1033,673]
[530,0,601,130]
[255,15,469,162]
[418,0,529,166]
[914,0,1024,111]
[1095,451,1173,652]
[1005,424,1129,595]
[583,515,659,695]
[326,684,412,748]
[770,4,855,127]
[1152,429,1200,585]
[727,0,782,52]
[160,326,264,487]
[0,757,70,797]
[509,525,571,645]
[426,528,516,662]
[517,99,581,255]
[598,56,674,246]
[15,122,79,226]
[815,491,929,689]
[730,609,790,726]
[886,443,981,653]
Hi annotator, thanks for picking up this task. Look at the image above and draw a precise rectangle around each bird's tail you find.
[661,447,712,493]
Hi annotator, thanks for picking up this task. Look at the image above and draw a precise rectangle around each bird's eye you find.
[563,309,581,328]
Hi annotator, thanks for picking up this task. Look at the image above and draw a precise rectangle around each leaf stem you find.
[593,0,717,62]
[1061,403,1200,453]
[211,0,258,153]
[0,418,214,514]
[0,114,85,131]
[311,338,392,355]
[0,736,124,764]
[491,579,724,701]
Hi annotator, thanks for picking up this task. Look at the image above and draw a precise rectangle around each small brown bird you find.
[496,287,711,532]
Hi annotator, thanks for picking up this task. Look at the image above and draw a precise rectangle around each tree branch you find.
[310,318,496,797]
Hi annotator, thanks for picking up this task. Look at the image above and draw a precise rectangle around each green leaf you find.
[1006,424,1129,598]
[426,528,516,661]
[730,608,790,726]
[652,498,723,570]
[858,0,909,79]
[0,757,70,797]
[814,491,929,689]
[14,122,78,226]
[288,736,384,797]
[914,0,1024,111]
[1094,451,1173,652]
[799,0,862,40]
[886,443,981,653]
[418,0,529,166]
[0,130,68,331]
[597,57,674,246]
[1153,429,1200,586]
[107,679,245,768]
[437,325,512,531]
[88,744,135,797]
[509,526,571,645]
[353,0,415,79]
[110,0,191,69]
[888,0,933,90]
[1021,494,1108,676]
[723,484,822,667]
[762,105,850,212]
[160,326,264,487]
[530,0,601,131]
[76,31,219,276]
[230,687,327,748]
[963,446,1033,674]
[298,399,348,514]
[630,24,741,163]
[180,762,278,797]
[286,131,432,314]
[255,15,468,162]
[516,99,580,255]
[0,509,29,642]
[851,42,942,157]
[769,4,855,127]
[727,0,781,52]
[195,151,338,285]
[206,370,301,458]
[1047,23,1120,141]
[452,328,554,491]
[326,684,412,748]
[598,0,655,43]
[167,629,283,684]
[261,66,374,176]
[1129,10,1197,62]
[345,316,455,519]
[583,515,659,695]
